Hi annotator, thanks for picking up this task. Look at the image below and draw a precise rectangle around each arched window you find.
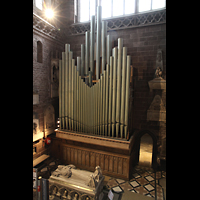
[37,41,43,63]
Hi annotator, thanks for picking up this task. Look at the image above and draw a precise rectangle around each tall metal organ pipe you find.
[58,6,132,140]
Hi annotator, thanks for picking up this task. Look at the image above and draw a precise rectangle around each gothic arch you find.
[132,130,158,169]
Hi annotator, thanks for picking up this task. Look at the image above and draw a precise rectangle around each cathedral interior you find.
[33,1,166,199]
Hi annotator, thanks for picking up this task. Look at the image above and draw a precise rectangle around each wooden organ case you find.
[52,6,135,180]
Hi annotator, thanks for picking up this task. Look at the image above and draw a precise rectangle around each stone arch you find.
[68,190,81,200]
[49,184,59,195]
[132,130,158,169]
[58,187,70,199]
[80,194,93,200]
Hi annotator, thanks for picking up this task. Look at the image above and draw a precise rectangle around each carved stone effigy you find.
[49,165,104,200]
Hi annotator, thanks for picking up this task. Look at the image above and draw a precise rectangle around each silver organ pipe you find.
[58,6,132,140]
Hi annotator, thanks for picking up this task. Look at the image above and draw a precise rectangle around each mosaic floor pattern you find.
[106,166,166,200]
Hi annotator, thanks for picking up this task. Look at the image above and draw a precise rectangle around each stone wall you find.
[33,31,64,135]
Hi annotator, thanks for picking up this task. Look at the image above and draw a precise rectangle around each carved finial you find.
[93,166,102,182]
[87,174,96,188]
[154,49,163,78]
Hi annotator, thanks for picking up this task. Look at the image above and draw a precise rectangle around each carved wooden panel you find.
[105,155,109,171]
[82,150,85,166]
[71,148,74,163]
[109,156,113,172]
[123,158,127,176]
[113,157,118,173]
[67,147,71,162]
[78,150,82,165]
[74,149,78,164]
[63,146,67,162]
[100,154,104,171]
[96,153,100,166]
[118,157,122,174]
[90,152,95,168]
[61,143,130,179]
[86,151,89,166]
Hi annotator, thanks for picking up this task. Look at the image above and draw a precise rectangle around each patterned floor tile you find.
[150,187,163,199]
[141,171,150,177]
[119,182,134,191]
[130,180,140,188]
[157,192,164,200]
[145,175,154,182]
[130,189,137,193]
[144,184,155,192]
[106,178,119,188]
[132,172,141,179]
[134,186,149,195]
[136,177,149,185]
[112,186,123,193]
[103,167,165,200]
[150,190,155,198]
[146,193,153,197]
[116,179,125,184]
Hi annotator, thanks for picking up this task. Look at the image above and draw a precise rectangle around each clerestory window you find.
[76,0,166,23]
[35,0,43,10]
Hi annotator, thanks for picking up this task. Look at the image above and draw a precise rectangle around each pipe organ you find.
[58,6,131,140]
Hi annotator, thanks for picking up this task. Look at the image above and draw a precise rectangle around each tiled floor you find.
[33,164,166,200]
[105,166,166,200]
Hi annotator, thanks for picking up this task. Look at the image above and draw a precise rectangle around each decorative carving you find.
[82,151,86,165]
[100,154,104,170]
[154,49,163,78]
[71,148,74,163]
[93,166,102,182]
[123,158,127,175]
[96,154,99,166]
[105,155,109,171]
[109,156,113,172]
[74,149,78,164]
[90,152,95,167]
[87,166,103,188]
[148,95,165,111]
[113,157,118,173]
[68,9,166,35]
[51,165,72,178]
[33,13,62,40]
[148,49,166,91]
[87,174,96,188]
[147,95,166,122]
[61,144,130,179]
[78,150,82,165]
[67,147,71,162]
[49,164,104,200]
[118,158,122,174]
[86,151,89,166]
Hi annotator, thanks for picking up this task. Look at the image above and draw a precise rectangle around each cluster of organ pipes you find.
[58,6,131,140]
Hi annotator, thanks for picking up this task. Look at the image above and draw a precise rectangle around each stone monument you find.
[49,165,105,200]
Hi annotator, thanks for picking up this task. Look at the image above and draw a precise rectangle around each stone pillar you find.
[147,49,166,168]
